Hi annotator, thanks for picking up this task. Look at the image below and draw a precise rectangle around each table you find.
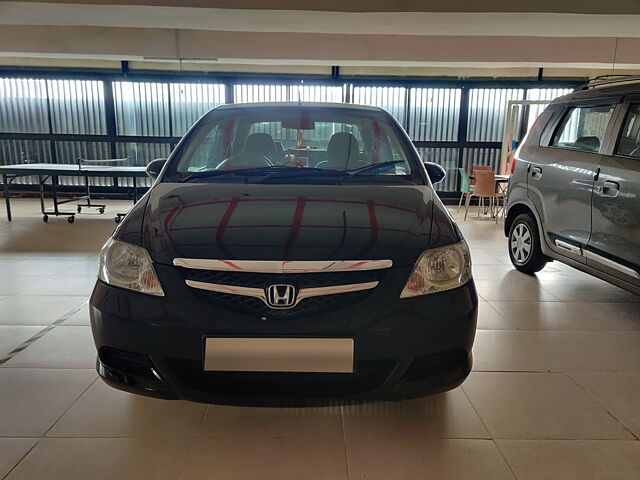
[0,163,148,223]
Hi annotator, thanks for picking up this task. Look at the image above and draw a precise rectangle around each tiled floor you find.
[0,198,639,479]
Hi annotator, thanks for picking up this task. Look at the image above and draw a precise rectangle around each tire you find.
[67,215,75,224]
[42,215,48,223]
[77,205,82,213]
[508,213,548,274]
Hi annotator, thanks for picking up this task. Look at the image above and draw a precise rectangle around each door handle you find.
[602,181,620,197]
[530,166,542,179]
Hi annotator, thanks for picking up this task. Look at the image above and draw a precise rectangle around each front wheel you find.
[508,213,548,274]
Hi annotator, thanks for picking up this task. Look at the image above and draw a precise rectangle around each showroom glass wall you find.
[0,72,575,195]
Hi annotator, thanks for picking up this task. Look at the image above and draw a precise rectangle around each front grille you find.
[181,269,380,289]
[179,268,383,318]
[197,289,371,318]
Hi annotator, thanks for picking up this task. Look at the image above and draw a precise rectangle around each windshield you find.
[165,107,417,183]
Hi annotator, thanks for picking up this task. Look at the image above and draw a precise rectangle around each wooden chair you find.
[464,170,506,223]
[470,165,493,188]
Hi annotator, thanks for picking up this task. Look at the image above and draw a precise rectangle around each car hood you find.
[142,182,451,266]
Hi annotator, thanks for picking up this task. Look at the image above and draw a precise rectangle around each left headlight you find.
[400,240,472,298]
[98,238,164,296]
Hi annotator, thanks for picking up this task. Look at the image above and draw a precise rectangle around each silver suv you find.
[505,76,640,296]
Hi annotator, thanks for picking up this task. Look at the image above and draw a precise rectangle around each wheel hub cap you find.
[511,223,532,264]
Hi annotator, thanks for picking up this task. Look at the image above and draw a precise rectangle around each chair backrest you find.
[474,170,496,196]
[458,168,472,193]
[473,165,493,173]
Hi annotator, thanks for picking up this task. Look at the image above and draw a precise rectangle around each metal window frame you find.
[0,67,581,197]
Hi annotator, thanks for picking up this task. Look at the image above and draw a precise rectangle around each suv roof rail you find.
[575,75,640,91]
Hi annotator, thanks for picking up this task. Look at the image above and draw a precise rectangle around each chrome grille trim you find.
[174,259,392,273]
[185,279,379,309]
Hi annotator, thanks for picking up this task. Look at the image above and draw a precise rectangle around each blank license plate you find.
[204,337,354,373]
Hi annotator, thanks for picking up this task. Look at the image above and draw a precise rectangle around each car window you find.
[170,107,414,182]
[615,104,640,158]
[551,105,615,153]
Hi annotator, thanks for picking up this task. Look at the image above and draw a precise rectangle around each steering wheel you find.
[216,153,272,170]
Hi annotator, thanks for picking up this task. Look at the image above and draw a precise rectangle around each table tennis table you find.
[0,161,148,223]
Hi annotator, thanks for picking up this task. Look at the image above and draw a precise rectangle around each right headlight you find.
[400,240,472,298]
[98,238,164,296]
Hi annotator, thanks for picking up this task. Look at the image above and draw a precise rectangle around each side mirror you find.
[424,162,446,184]
[146,158,167,180]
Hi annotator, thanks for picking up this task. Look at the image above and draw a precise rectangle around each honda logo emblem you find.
[265,284,297,309]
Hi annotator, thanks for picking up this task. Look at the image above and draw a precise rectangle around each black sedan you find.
[90,102,477,405]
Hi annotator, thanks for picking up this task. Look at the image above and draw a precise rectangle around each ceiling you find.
[1,1,639,71]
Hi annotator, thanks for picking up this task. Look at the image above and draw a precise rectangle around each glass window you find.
[615,104,640,158]
[467,88,524,142]
[551,105,615,153]
[113,82,170,137]
[352,86,406,126]
[168,107,415,183]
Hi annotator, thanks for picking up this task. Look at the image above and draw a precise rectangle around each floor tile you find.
[573,302,640,331]
[0,276,36,296]
[476,300,514,330]
[532,331,640,373]
[58,260,99,277]
[463,372,633,439]
[489,301,610,331]
[497,440,640,480]
[474,275,559,302]
[5,259,86,276]
[15,276,96,296]
[48,380,206,438]
[0,296,87,326]
[0,369,96,436]
[345,438,516,480]
[5,326,96,369]
[341,387,489,438]
[570,373,640,437]
[470,264,513,280]
[199,403,343,438]
[539,281,639,303]
[58,305,90,326]
[179,437,348,480]
[468,252,507,265]
[472,330,548,372]
[5,438,191,480]
[0,326,42,356]
[0,438,37,479]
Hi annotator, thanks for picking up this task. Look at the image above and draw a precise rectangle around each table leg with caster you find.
[2,173,11,221]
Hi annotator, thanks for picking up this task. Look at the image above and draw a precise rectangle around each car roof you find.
[552,81,640,105]
[214,102,385,112]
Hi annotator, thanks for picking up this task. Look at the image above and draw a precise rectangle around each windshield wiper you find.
[180,166,296,182]
[257,168,349,183]
[348,160,405,176]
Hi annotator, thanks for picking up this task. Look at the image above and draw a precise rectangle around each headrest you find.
[244,133,277,157]
[327,132,360,168]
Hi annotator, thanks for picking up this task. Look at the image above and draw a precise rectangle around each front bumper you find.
[89,264,477,406]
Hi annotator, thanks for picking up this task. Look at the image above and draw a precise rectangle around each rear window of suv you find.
[615,104,640,158]
[551,105,615,153]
